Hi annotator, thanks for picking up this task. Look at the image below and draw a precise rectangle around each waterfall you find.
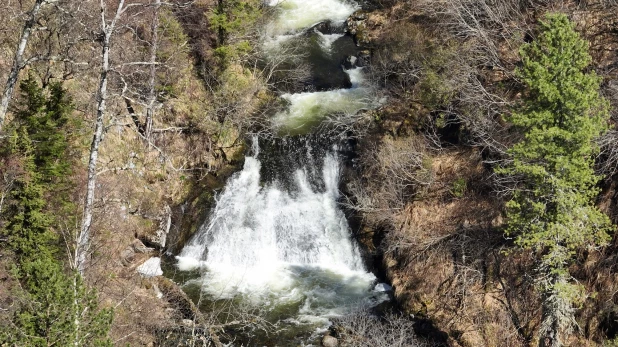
[177,141,383,320]
[176,0,386,336]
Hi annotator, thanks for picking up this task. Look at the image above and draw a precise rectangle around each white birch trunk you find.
[75,0,126,275]
[0,0,46,131]
[145,0,161,140]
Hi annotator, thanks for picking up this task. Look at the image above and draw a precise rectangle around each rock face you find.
[345,10,385,47]
[141,205,172,249]
[345,11,369,45]
[121,239,155,266]
[137,257,163,277]
[322,335,338,347]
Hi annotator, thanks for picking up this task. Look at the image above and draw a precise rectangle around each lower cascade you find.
[177,142,387,326]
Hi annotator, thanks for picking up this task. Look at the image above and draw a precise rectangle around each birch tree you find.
[0,0,59,131]
[76,0,133,274]
[145,0,161,139]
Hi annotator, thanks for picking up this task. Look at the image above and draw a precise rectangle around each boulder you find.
[322,335,338,347]
[136,257,163,277]
[141,205,172,249]
[132,238,154,253]
[120,246,135,266]
[342,55,358,70]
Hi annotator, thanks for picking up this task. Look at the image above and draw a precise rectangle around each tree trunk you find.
[145,0,161,140]
[76,0,126,274]
[0,0,46,131]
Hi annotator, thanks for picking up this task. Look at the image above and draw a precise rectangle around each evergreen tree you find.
[0,78,113,346]
[15,74,72,182]
[3,127,55,261]
[499,14,613,347]
[209,0,262,63]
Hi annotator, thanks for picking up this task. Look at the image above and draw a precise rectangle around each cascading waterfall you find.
[175,0,386,342]
[177,143,383,321]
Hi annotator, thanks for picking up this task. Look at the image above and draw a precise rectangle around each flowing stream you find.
[173,0,385,344]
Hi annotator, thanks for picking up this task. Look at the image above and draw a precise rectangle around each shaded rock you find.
[342,55,358,69]
[142,205,172,249]
[132,238,154,253]
[310,20,337,35]
[156,277,205,323]
[357,50,371,66]
[121,239,155,266]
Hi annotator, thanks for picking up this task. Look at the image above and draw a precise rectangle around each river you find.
[171,0,386,345]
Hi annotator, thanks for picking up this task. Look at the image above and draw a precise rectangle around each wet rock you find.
[311,20,336,35]
[322,335,338,347]
[342,55,358,69]
[357,50,371,66]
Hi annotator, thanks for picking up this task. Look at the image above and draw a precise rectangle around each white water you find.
[263,0,358,53]
[178,149,384,322]
[176,0,385,335]
[266,0,358,37]
[272,67,374,132]
[316,31,345,52]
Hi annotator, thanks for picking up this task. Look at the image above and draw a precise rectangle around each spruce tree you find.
[0,78,113,346]
[499,14,613,347]
[15,75,71,182]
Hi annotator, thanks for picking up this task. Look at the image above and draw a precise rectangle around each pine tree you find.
[499,14,613,347]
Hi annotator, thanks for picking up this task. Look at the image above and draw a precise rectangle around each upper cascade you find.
[265,0,359,37]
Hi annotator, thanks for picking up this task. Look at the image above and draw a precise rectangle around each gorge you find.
[171,0,389,344]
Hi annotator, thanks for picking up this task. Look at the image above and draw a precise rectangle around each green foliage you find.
[156,9,191,99]
[450,178,466,198]
[3,127,55,261]
[2,261,114,347]
[419,69,454,111]
[498,13,613,341]
[0,77,112,346]
[14,75,72,182]
[501,13,612,262]
[208,0,262,64]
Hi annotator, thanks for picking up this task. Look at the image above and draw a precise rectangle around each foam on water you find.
[177,149,385,320]
[266,0,358,36]
[272,67,374,132]
[176,0,386,335]
[316,31,345,52]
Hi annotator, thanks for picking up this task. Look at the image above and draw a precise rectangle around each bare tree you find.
[144,0,161,139]
[0,0,61,131]
[597,79,618,177]
[76,0,141,274]
[333,309,431,347]
[345,135,434,228]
